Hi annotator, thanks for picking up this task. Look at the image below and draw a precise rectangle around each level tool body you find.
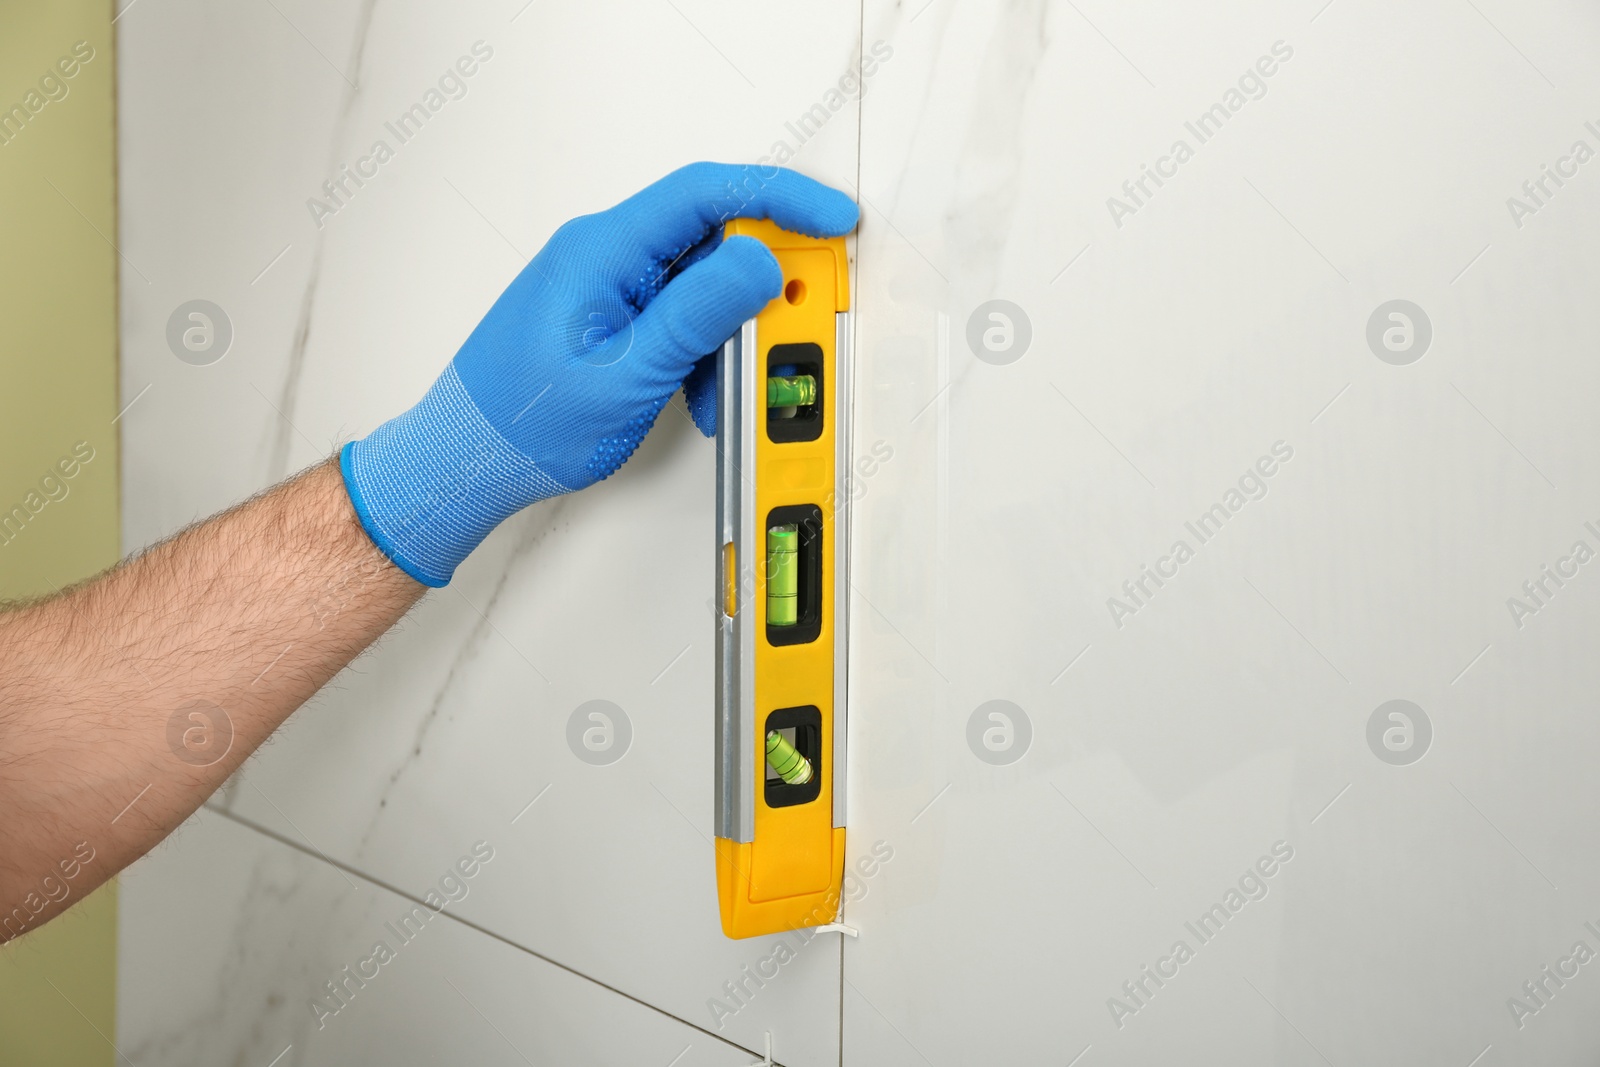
[714,219,850,940]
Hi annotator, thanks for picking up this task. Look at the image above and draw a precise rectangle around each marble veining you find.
[267,0,379,481]
[350,496,571,859]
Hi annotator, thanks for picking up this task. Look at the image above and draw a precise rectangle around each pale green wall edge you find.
[0,2,120,1065]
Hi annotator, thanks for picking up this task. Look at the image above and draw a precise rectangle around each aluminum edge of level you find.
[713,319,759,844]
[833,309,850,830]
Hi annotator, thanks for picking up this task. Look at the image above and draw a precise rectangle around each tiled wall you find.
[117,2,857,1063]
[119,1,1600,1065]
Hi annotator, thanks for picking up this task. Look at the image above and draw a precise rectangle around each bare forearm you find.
[0,458,422,938]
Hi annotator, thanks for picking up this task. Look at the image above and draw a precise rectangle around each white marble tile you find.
[844,0,1600,1063]
[117,807,762,1066]
[119,0,1600,1060]
[118,1,862,1063]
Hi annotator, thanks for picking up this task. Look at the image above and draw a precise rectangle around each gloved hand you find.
[340,162,858,587]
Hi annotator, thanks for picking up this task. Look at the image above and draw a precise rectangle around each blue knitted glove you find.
[340,163,858,587]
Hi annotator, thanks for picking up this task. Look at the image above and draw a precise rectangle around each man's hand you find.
[0,163,859,941]
[342,162,859,587]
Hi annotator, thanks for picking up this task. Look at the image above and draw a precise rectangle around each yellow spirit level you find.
[714,218,849,940]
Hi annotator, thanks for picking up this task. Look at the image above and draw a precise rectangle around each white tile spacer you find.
[748,1031,774,1067]
[811,921,858,937]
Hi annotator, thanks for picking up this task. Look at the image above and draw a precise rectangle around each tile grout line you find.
[201,803,768,1061]
[842,3,866,1061]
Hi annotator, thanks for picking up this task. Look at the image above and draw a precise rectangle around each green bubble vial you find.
[767,524,798,626]
[766,374,816,418]
[765,730,813,785]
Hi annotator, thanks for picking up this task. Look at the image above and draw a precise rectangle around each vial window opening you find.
[764,705,822,808]
[765,504,822,647]
[765,342,824,444]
